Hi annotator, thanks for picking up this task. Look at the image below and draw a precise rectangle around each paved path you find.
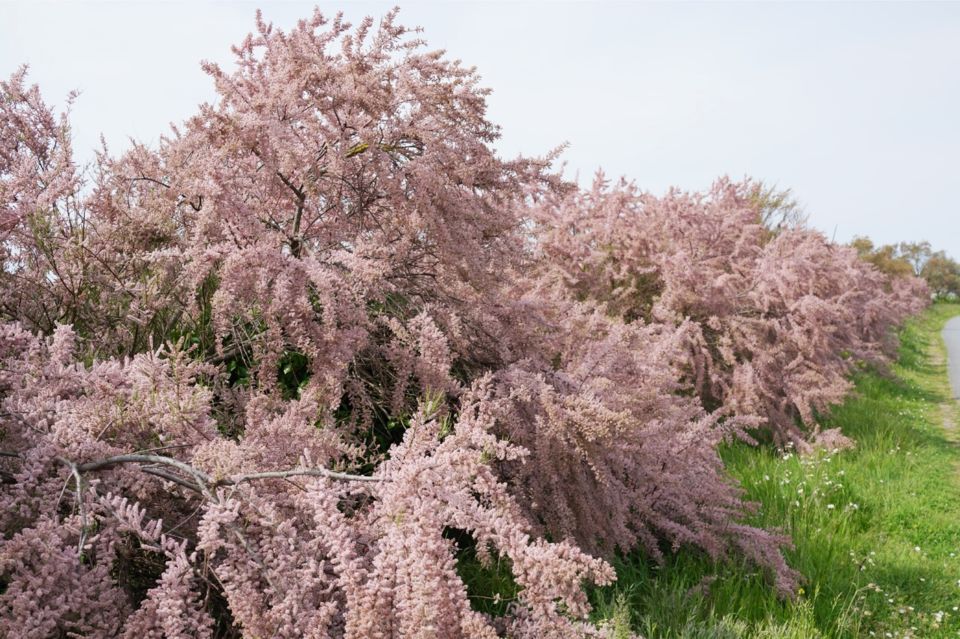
[945,315,960,400]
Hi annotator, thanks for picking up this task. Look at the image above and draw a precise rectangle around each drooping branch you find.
[140,466,204,493]
[76,453,214,486]
[0,451,386,495]
[67,452,384,488]
[224,467,384,485]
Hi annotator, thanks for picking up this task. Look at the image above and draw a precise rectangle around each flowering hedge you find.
[0,9,928,638]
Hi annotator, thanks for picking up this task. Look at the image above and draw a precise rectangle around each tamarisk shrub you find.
[485,287,798,594]
[150,4,704,594]
[533,175,929,445]
[0,12,633,636]
[0,324,619,637]
[0,68,85,336]
[1,68,193,360]
[69,6,794,595]
[156,7,563,417]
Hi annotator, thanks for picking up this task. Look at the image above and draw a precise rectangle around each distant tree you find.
[851,237,958,299]
[850,237,915,279]
[897,240,933,276]
[922,251,960,299]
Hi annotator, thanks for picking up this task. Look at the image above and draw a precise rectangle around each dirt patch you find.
[929,330,958,436]
[932,348,946,367]
[943,403,957,434]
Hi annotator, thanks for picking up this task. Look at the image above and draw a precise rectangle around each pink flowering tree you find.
[0,68,83,334]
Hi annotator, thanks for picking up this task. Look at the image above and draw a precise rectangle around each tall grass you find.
[593,303,960,638]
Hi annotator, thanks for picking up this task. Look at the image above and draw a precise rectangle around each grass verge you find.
[592,303,960,638]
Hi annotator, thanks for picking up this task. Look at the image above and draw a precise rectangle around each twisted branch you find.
[64,453,384,492]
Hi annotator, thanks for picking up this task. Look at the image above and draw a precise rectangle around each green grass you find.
[592,303,960,639]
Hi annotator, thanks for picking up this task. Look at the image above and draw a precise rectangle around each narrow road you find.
[945,315,960,400]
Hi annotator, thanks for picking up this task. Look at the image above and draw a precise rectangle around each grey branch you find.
[224,468,384,485]
[56,458,89,554]
[72,453,383,488]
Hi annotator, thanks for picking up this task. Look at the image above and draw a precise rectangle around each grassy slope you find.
[593,303,960,639]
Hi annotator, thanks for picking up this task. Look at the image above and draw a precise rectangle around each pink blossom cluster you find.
[0,8,928,637]
[533,175,928,446]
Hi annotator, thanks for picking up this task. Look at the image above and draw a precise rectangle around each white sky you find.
[2,1,958,258]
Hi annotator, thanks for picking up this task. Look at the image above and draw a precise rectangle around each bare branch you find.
[70,452,384,487]
[57,458,89,554]
[222,467,383,485]
[141,467,203,493]
[77,453,213,484]
[130,175,171,189]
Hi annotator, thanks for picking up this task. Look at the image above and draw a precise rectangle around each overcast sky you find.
[2,1,958,258]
